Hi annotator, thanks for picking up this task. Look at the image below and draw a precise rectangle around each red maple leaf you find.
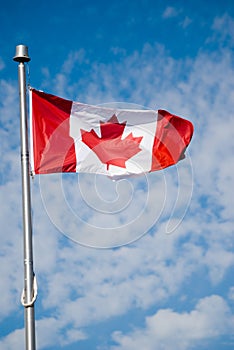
[81,115,143,170]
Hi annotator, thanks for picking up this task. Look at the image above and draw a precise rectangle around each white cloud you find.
[0,57,5,71]
[180,16,192,28]
[228,286,234,301]
[36,317,87,348]
[111,295,234,350]
[204,245,234,285]
[0,328,24,350]
[211,13,234,46]
[162,6,181,19]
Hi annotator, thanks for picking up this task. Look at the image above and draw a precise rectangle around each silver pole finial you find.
[13,44,31,62]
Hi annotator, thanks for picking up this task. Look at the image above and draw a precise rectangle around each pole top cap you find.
[13,45,31,62]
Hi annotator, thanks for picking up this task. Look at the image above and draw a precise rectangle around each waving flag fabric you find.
[30,88,193,177]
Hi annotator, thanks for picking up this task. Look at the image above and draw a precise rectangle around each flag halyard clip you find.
[21,275,38,308]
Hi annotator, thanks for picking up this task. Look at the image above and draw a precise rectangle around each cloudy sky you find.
[0,0,234,349]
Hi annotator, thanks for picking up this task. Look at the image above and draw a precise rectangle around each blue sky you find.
[0,1,234,349]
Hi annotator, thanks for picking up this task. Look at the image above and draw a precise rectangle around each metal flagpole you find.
[13,45,37,350]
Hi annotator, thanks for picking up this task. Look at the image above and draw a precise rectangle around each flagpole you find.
[13,45,36,350]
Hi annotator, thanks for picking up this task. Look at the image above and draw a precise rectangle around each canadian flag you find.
[30,89,193,177]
